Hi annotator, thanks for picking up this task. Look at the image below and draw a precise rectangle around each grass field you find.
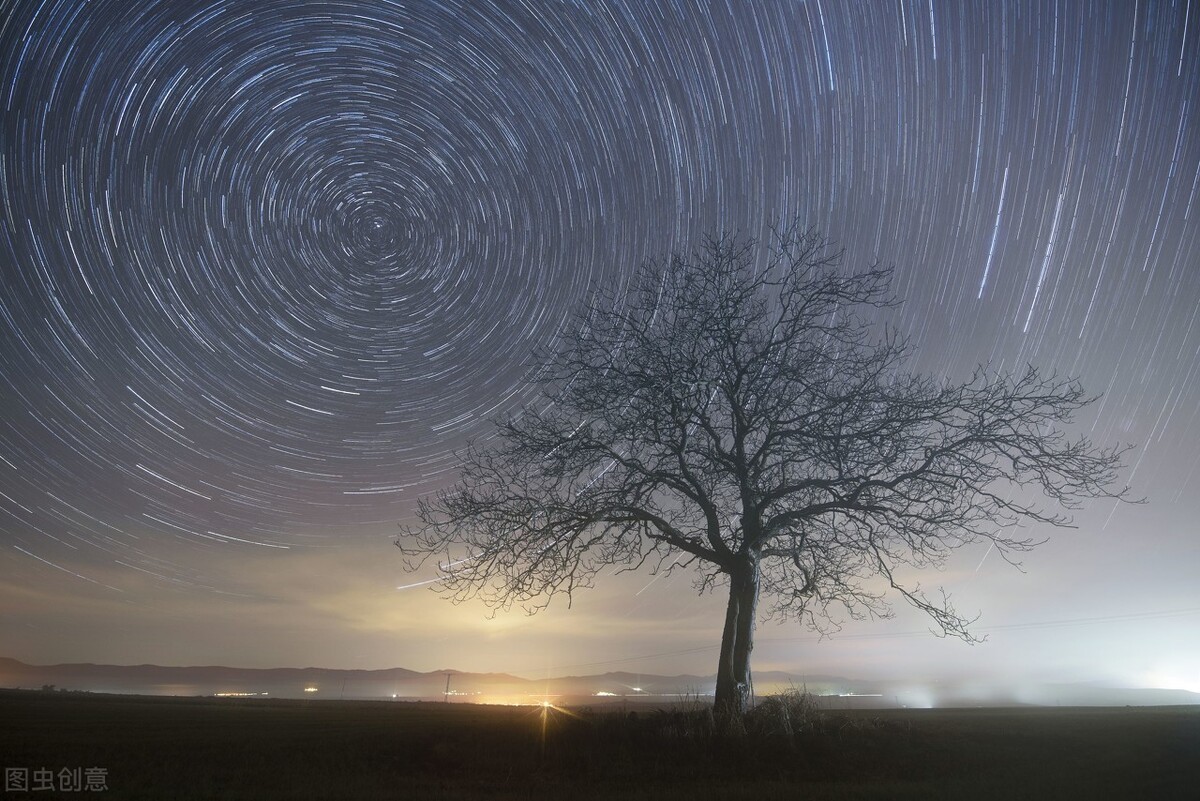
[2,688,1197,800]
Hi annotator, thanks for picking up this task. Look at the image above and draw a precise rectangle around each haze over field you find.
[1,1,1198,693]
[4,658,1198,709]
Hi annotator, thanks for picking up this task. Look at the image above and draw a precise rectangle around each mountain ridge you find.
[2,656,1197,708]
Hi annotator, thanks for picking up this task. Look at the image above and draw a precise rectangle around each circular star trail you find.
[1,0,1198,604]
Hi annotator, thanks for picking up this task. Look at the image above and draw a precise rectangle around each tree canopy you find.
[400,227,1132,718]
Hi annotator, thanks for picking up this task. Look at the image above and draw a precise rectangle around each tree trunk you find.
[713,556,760,722]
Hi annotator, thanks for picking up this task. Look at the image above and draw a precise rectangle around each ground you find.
[2,689,1197,799]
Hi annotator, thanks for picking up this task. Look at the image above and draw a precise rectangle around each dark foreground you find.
[2,689,1197,800]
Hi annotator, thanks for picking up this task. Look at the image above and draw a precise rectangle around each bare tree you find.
[399,228,1132,720]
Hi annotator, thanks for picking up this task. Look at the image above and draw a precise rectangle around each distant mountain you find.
[0,657,862,701]
[0,657,490,700]
[0,657,607,701]
[1,657,1196,707]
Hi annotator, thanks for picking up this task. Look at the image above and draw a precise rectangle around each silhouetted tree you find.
[399,227,1132,721]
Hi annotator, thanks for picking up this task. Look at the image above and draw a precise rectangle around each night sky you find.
[1,1,1197,692]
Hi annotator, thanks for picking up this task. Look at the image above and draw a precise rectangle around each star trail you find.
[1,1,1197,683]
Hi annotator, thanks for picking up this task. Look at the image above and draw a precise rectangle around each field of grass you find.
[2,688,1197,800]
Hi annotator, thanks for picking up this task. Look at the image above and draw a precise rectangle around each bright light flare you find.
[1140,666,1200,694]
